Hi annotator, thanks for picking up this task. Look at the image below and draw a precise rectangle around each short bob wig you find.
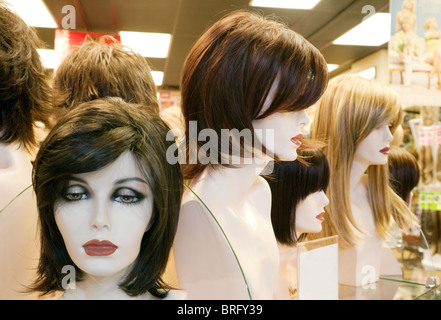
[0,0,54,152]
[263,148,330,246]
[52,36,159,114]
[181,10,329,180]
[388,146,420,204]
[31,98,183,298]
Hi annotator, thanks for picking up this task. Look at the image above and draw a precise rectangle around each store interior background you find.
[6,0,441,299]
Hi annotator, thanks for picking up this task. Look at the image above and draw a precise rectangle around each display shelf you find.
[339,277,439,300]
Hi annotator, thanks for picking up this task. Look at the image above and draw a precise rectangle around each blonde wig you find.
[310,74,417,248]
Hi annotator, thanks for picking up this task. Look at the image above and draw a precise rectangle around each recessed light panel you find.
[333,13,391,46]
[120,31,171,58]
[7,0,57,28]
[250,0,321,10]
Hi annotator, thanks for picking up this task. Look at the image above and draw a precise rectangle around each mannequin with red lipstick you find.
[172,10,328,299]
[30,98,184,300]
[262,147,330,299]
[309,74,417,286]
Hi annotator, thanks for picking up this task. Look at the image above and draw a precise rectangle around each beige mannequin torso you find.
[0,143,41,299]
[173,164,279,299]
[338,175,383,286]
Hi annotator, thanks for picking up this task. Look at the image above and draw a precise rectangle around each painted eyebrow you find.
[115,177,149,185]
[67,177,148,185]
[68,177,88,185]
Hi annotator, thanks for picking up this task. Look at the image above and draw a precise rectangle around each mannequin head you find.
[311,74,416,247]
[353,122,394,167]
[181,10,328,179]
[0,0,53,152]
[263,148,330,246]
[32,98,183,298]
[53,36,158,114]
[55,151,154,279]
[388,146,420,206]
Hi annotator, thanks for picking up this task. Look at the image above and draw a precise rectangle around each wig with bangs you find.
[262,148,330,246]
[180,10,329,180]
[31,98,183,298]
[310,74,417,248]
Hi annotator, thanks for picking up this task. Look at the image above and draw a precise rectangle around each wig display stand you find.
[297,235,339,300]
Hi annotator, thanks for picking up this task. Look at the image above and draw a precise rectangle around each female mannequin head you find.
[310,74,416,247]
[53,36,159,114]
[180,10,328,179]
[0,0,53,152]
[263,148,330,246]
[32,98,183,298]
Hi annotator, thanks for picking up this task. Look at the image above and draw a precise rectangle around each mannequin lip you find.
[83,239,118,256]
[379,147,390,155]
[316,212,325,221]
[291,134,303,146]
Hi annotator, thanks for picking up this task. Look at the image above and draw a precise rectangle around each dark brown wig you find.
[388,146,420,204]
[180,10,329,180]
[0,0,54,152]
[31,97,183,298]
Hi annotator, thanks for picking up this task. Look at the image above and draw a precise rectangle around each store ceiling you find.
[37,0,390,89]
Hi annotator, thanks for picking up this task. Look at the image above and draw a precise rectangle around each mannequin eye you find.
[113,188,144,205]
[63,185,89,201]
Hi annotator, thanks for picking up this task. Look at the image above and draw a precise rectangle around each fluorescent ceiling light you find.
[120,31,171,58]
[7,0,57,28]
[37,49,57,69]
[333,13,391,46]
[357,66,376,79]
[250,0,321,10]
[151,71,164,86]
[327,64,339,72]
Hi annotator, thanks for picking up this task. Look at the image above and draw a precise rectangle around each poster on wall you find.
[389,0,441,106]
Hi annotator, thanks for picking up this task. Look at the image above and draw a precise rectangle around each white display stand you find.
[297,235,339,300]
[275,236,339,300]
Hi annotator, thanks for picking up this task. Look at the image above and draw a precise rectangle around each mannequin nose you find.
[298,110,310,127]
[320,191,329,206]
[90,199,111,231]
[386,128,394,143]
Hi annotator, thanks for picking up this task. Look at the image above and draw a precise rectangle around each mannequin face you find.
[55,151,154,277]
[295,190,329,236]
[251,74,310,161]
[354,124,394,166]
[252,110,310,161]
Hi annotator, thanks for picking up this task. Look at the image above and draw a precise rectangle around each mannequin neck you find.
[349,158,369,195]
[61,269,148,300]
[202,156,271,203]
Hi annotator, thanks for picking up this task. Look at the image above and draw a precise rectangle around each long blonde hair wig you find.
[310,74,417,248]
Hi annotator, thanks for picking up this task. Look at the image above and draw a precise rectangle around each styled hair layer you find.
[180,10,329,179]
[0,0,54,151]
[31,98,183,298]
[53,36,159,114]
